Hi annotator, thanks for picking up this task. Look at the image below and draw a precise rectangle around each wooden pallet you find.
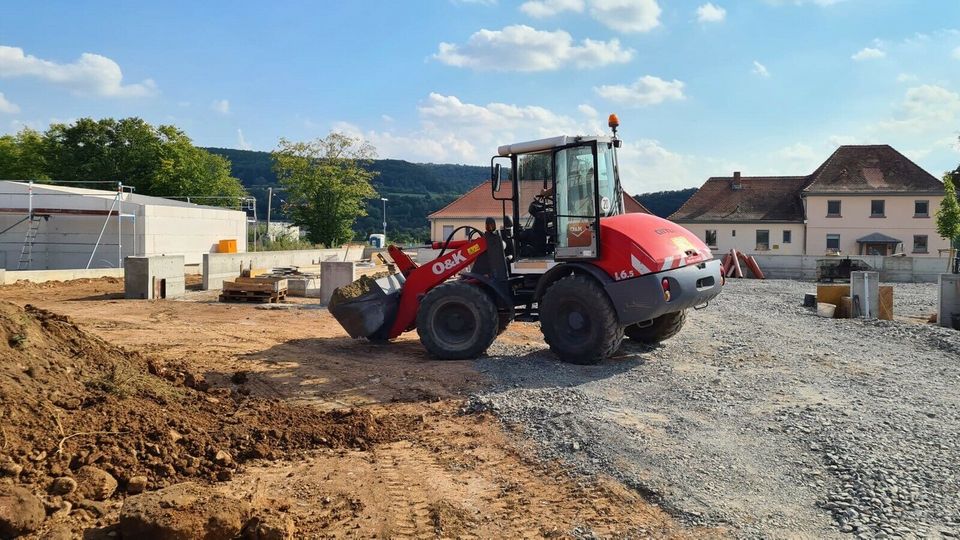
[219,290,287,304]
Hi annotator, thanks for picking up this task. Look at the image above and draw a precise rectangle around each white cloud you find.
[0,92,19,114]
[0,45,157,98]
[953,46,960,60]
[751,60,770,78]
[590,0,661,33]
[518,0,660,33]
[696,3,726,23]
[434,25,633,71]
[211,99,230,115]
[237,129,252,150]
[520,0,584,17]
[381,114,395,123]
[896,73,918,83]
[594,75,685,107]
[773,142,822,171]
[331,92,723,191]
[578,103,598,117]
[851,47,885,61]
[876,84,960,135]
[764,0,848,5]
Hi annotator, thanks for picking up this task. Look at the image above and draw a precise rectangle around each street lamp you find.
[381,197,389,242]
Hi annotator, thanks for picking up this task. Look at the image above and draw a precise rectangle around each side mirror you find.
[491,163,502,193]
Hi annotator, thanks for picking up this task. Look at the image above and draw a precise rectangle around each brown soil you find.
[0,278,720,539]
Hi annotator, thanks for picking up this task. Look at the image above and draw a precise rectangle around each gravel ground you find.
[476,279,960,538]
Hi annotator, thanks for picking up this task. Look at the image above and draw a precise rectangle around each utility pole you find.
[266,187,273,242]
[381,197,389,242]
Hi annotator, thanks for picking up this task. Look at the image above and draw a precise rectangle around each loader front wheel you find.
[417,282,498,360]
[624,310,687,345]
[539,275,623,365]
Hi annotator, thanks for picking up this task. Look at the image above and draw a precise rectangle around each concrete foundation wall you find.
[202,247,351,290]
[2,268,124,285]
[124,255,185,300]
[939,274,960,329]
[142,205,247,266]
[750,254,947,283]
[318,262,356,304]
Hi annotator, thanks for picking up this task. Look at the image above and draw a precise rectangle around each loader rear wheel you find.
[416,282,498,360]
[539,275,623,365]
[625,310,687,345]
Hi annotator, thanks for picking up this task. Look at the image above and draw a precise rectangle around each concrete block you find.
[850,271,880,319]
[939,274,960,329]
[319,261,355,304]
[287,277,321,297]
[0,268,5,285]
[124,255,185,300]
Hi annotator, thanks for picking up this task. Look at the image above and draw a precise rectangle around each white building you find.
[0,181,248,270]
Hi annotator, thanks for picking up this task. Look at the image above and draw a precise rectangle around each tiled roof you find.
[857,232,902,243]
[803,145,945,193]
[429,181,650,218]
[669,176,808,222]
[624,195,651,214]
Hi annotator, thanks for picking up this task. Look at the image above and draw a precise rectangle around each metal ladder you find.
[17,216,42,270]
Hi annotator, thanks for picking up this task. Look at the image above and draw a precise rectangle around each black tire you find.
[539,275,623,365]
[497,310,514,335]
[416,282,498,360]
[624,310,687,345]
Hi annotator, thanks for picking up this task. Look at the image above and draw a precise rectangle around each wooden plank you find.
[816,284,850,307]
[879,286,894,321]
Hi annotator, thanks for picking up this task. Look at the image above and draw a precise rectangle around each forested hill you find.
[204,148,487,243]
[634,187,698,218]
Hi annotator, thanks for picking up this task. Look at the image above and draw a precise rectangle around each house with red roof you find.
[428,181,650,242]
[669,145,949,258]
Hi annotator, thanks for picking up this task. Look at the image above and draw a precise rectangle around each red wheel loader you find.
[329,115,723,364]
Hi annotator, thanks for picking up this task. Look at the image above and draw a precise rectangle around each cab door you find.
[553,141,600,260]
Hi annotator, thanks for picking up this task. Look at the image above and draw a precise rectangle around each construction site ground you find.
[1,276,957,539]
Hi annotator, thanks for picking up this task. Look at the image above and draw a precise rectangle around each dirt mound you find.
[0,301,416,500]
[1,277,123,290]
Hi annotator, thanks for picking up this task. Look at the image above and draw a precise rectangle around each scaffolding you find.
[0,181,137,270]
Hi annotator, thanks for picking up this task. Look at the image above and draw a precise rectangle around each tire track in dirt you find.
[377,443,437,539]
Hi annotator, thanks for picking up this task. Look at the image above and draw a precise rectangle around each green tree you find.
[38,118,245,204]
[272,133,378,247]
[937,173,960,249]
[0,128,49,180]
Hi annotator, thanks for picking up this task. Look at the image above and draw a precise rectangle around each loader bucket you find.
[328,273,404,339]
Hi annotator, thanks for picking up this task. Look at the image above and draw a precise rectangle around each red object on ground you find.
[731,249,743,278]
[745,255,765,279]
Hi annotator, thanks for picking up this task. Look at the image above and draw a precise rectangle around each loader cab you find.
[491,133,624,263]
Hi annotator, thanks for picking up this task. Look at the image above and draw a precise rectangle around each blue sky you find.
[1,0,959,193]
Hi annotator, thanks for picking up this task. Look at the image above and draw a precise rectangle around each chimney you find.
[731,171,742,190]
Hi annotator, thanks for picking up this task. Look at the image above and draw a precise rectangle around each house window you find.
[826,234,840,251]
[705,229,717,248]
[827,200,841,217]
[871,200,885,217]
[913,235,928,254]
[442,225,454,240]
[915,200,929,217]
[756,230,769,251]
[783,230,792,244]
